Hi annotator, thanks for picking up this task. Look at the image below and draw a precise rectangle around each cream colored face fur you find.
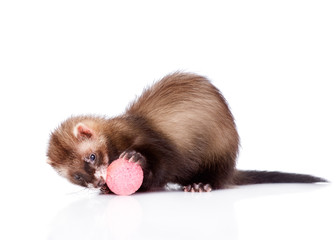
[74,123,109,186]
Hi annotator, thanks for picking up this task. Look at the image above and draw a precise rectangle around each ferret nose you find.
[97,178,106,188]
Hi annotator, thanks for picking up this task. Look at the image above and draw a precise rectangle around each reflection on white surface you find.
[49,196,143,240]
[45,184,334,240]
[48,190,237,240]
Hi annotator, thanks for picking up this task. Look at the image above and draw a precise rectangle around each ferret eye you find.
[89,153,96,162]
[74,174,82,181]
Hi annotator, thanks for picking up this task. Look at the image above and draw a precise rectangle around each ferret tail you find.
[233,170,328,185]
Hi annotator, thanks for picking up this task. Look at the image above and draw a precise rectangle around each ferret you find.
[47,72,327,193]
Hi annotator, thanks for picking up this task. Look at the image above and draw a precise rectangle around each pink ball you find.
[106,158,144,195]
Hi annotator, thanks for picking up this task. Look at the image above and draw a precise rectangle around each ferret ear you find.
[73,123,95,140]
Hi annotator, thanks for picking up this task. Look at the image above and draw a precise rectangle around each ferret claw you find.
[129,156,136,163]
[119,152,127,159]
[183,183,212,193]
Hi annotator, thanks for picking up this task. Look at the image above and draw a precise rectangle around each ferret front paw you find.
[100,184,112,194]
[119,150,146,167]
[183,183,212,192]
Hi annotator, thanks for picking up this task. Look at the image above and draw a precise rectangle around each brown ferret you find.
[47,72,327,193]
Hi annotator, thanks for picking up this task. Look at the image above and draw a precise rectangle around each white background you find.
[0,1,335,240]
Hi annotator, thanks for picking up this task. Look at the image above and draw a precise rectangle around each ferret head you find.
[47,116,110,189]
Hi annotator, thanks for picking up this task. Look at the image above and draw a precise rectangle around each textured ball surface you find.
[106,158,144,195]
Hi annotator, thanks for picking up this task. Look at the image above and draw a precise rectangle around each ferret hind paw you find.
[183,183,212,192]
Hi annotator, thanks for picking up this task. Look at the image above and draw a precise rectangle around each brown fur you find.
[47,72,326,193]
